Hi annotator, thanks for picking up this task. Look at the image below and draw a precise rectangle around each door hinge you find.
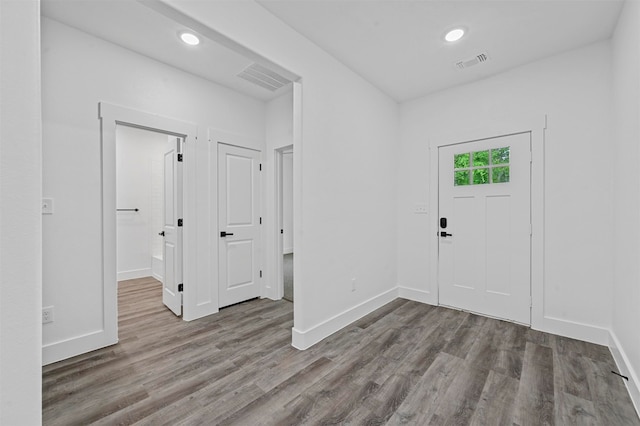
[178,153,183,162]
[178,283,183,292]
[281,229,283,234]
[259,163,262,171]
[259,270,262,278]
[178,218,183,227]
[260,217,262,224]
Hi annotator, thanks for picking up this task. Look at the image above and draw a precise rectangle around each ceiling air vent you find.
[455,52,490,70]
[237,63,291,92]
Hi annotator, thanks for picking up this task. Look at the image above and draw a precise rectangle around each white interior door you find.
[162,136,183,316]
[218,143,261,308]
[438,132,531,324]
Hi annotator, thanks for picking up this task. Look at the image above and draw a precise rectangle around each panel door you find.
[218,143,261,308]
[162,136,183,316]
[438,132,531,324]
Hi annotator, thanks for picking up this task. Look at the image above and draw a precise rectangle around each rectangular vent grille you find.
[456,52,490,70]
[237,63,291,92]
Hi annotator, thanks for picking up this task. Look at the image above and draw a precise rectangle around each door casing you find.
[99,103,196,346]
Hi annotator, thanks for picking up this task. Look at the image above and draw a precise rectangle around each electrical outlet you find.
[42,306,54,324]
[351,278,356,292]
[42,198,54,215]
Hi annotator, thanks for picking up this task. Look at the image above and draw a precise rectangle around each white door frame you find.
[99,102,197,345]
[428,115,546,330]
[274,145,294,301]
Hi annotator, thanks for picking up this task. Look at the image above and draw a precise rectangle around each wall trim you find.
[117,268,152,281]
[609,330,640,417]
[398,286,437,305]
[151,256,163,282]
[43,330,117,366]
[533,315,610,346]
[292,287,399,350]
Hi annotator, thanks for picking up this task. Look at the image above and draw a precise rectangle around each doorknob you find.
[158,231,165,236]
[440,231,453,237]
[220,231,235,237]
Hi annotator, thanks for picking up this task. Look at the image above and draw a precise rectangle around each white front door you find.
[162,136,183,316]
[218,143,261,308]
[438,132,531,324]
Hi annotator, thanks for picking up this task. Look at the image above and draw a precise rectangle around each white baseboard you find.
[292,287,399,350]
[151,257,163,282]
[532,315,610,346]
[609,330,640,417]
[43,329,117,365]
[117,268,152,281]
[398,286,437,305]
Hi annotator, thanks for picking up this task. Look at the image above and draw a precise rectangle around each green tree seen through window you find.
[492,147,509,164]
[454,153,470,169]
[473,150,489,167]
[473,168,489,184]
[455,170,470,185]
[453,147,510,186]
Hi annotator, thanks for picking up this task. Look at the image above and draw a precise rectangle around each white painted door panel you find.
[162,136,183,316]
[218,143,261,308]
[438,132,531,324]
[162,136,182,315]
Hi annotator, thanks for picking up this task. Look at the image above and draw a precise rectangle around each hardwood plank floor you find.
[43,277,640,425]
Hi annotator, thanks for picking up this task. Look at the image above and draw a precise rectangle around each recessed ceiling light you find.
[444,28,465,43]
[179,32,200,46]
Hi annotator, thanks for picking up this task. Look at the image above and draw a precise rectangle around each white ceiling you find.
[42,0,624,104]
[258,0,624,102]
[41,0,292,101]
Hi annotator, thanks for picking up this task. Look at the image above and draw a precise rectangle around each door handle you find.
[158,231,165,236]
[220,231,234,237]
[440,231,453,237]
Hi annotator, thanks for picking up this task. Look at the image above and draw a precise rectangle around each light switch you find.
[42,198,54,215]
[414,203,428,214]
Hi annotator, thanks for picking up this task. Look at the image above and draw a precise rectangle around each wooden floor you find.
[43,278,639,425]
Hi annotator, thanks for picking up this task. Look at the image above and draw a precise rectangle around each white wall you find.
[170,1,400,346]
[612,0,640,410]
[42,17,266,363]
[283,152,294,253]
[116,126,166,281]
[0,0,42,423]
[398,41,613,341]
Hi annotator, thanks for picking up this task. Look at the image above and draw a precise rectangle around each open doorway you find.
[116,126,167,283]
[115,124,184,317]
[275,145,294,303]
[282,149,294,302]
